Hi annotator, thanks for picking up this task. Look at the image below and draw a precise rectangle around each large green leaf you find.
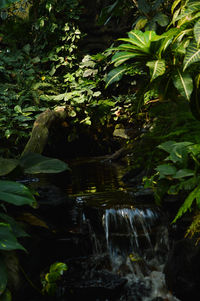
[105,66,126,87]
[0,256,7,296]
[146,60,165,81]
[127,30,157,49]
[20,153,70,174]
[172,69,193,100]
[0,158,19,176]
[157,140,177,153]
[155,164,177,179]
[173,169,194,179]
[183,41,200,71]
[0,223,26,251]
[194,19,200,46]
[111,52,138,67]
[167,142,193,164]
[0,180,36,206]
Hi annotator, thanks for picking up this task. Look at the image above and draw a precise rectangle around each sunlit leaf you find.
[172,69,193,100]
[183,41,200,71]
[146,60,165,81]
[194,19,200,46]
[171,0,182,14]
[111,52,138,67]
[105,66,126,87]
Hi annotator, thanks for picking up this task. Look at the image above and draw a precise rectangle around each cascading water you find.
[103,207,161,273]
[49,158,181,301]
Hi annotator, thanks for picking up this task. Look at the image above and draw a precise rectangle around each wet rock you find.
[121,167,145,184]
[63,256,127,300]
[164,238,200,301]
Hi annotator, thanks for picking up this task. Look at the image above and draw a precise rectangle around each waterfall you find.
[102,207,167,275]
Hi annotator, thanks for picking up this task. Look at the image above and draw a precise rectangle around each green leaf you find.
[111,52,138,67]
[157,141,177,153]
[172,69,193,101]
[173,185,200,223]
[167,142,193,164]
[155,164,177,179]
[183,41,200,71]
[173,169,194,179]
[127,30,156,48]
[0,158,19,176]
[0,289,12,301]
[171,0,182,14]
[194,19,200,46]
[0,180,36,206]
[20,153,70,174]
[105,66,126,87]
[154,13,169,27]
[0,213,28,238]
[146,60,165,81]
[188,143,200,156]
[0,223,26,251]
[49,262,68,274]
[0,256,7,296]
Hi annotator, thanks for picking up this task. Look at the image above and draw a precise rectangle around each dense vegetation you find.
[1,0,200,299]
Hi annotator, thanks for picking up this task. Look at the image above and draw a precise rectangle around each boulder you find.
[164,238,200,301]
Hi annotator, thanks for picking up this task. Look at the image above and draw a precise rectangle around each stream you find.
[28,157,181,301]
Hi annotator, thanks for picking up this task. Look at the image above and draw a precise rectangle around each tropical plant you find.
[105,27,197,109]
[41,262,68,296]
[105,0,200,116]
[144,140,200,225]
[0,180,36,301]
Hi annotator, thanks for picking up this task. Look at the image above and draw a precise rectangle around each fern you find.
[185,212,200,244]
[173,184,200,223]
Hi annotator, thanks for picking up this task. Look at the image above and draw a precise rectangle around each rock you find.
[122,168,146,185]
[164,238,200,301]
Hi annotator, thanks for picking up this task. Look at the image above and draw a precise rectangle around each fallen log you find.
[21,107,67,157]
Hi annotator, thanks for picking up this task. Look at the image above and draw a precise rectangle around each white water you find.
[102,207,180,301]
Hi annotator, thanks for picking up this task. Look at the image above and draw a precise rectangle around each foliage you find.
[0,153,70,176]
[106,0,200,117]
[144,140,200,224]
[0,0,21,9]
[0,180,36,300]
[98,0,171,32]
[41,262,67,296]
[105,27,197,110]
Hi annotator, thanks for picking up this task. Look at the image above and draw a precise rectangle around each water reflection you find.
[52,158,127,195]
